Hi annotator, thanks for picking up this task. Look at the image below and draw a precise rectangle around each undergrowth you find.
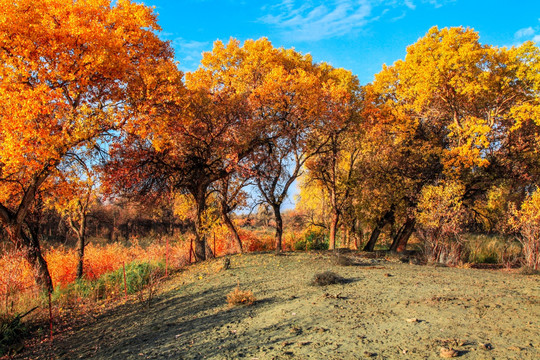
[294,229,329,251]
[0,312,28,356]
[53,261,165,304]
[463,234,521,265]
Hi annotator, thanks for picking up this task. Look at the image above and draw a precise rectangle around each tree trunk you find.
[6,225,53,293]
[220,201,243,253]
[193,193,207,262]
[363,207,394,252]
[272,204,283,253]
[363,224,382,252]
[0,172,53,293]
[76,233,85,279]
[389,218,416,253]
[68,209,88,280]
[205,240,215,259]
[25,239,53,293]
[328,210,339,250]
[342,223,349,248]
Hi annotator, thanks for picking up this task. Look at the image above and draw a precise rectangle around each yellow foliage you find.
[510,190,540,269]
[417,181,467,234]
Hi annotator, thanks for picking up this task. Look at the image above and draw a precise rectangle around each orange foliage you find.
[0,250,34,296]
[0,238,193,301]
[238,229,274,252]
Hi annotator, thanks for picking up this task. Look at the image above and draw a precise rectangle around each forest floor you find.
[13,251,540,360]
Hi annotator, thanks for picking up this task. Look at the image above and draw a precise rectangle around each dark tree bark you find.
[192,184,215,262]
[389,217,416,252]
[390,218,416,252]
[0,174,54,293]
[328,210,339,250]
[216,176,246,254]
[272,204,283,253]
[193,193,207,261]
[363,207,395,252]
[69,213,87,280]
[220,204,243,253]
[4,223,53,293]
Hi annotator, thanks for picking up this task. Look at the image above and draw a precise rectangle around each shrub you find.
[0,313,28,356]
[53,261,165,303]
[509,191,540,270]
[226,286,256,306]
[311,271,346,286]
[294,229,329,251]
[416,182,469,265]
[239,229,273,252]
[463,234,521,265]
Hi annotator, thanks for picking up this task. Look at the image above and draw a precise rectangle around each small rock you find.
[406,318,420,323]
[479,343,493,350]
[363,351,377,357]
[221,258,231,270]
[290,326,302,335]
[440,347,458,358]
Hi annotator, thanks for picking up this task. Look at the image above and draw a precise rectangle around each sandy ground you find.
[14,251,540,359]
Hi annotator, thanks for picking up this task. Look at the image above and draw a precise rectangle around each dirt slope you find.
[16,252,540,359]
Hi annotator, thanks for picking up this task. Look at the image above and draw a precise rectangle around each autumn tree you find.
[0,0,176,291]
[214,174,249,253]
[363,27,540,255]
[45,157,96,279]
[295,175,331,232]
[104,39,278,262]
[251,57,334,253]
[304,67,362,250]
[355,84,441,252]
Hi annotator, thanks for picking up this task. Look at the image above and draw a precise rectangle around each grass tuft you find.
[0,312,28,356]
[226,286,256,306]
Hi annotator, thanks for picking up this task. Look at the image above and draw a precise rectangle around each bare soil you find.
[14,251,540,359]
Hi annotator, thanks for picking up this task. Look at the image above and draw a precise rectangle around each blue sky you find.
[147,0,540,85]
[144,0,539,210]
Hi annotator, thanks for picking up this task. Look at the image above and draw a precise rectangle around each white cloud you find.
[171,38,211,72]
[404,0,416,10]
[259,0,454,41]
[515,27,535,39]
[260,0,372,41]
[513,19,540,45]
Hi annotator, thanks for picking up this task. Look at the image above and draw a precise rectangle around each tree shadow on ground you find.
[21,281,277,360]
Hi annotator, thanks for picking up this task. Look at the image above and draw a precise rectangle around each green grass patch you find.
[53,261,165,304]
[463,234,521,265]
[294,229,329,251]
[0,312,28,356]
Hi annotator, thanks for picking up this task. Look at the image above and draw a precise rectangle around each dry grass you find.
[520,266,540,275]
[226,286,256,306]
[311,271,346,286]
[333,254,355,266]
